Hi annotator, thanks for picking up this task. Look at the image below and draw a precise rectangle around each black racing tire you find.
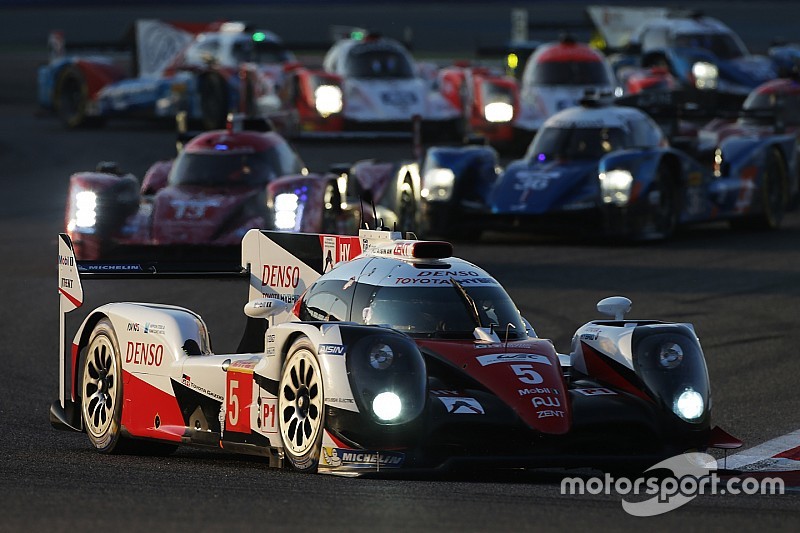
[55,65,90,128]
[730,147,788,230]
[198,73,229,130]
[80,319,177,455]
[647,164,679,240]
[396,177,418,235]
[321,182,342,234]
[80,319,125,453]
[278,337,325,473]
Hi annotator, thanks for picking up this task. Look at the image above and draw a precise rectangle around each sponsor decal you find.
[326,397,356,405]
[261,264,301,288]
[60,277,73,289]
[229,357,260,372]
[519,387,557,396]
[319,344,346,356]
[170,198,222,220]
[127,322,140,332]
[321,447,405,468]
[538,409,565,418]
[580,332,598,341]
[260,291,298,304]
[78,263,141,272]
[431,389,462,397]
[253,300,276,309]
[394,270,496,286]
[438,396,485,414]
[531,396,561,408]
[125,341,164,366]
[575,387,617,396]
[57,254,74,267]
[144,322,165,335]
[477,353,552,366]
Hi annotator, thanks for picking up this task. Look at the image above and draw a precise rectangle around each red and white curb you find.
[716,429,800,490]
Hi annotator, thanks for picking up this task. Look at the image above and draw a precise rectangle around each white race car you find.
[52,228,741,475]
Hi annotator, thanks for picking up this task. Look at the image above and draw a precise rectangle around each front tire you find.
[80,319,124,453]
[55,66,89,128]
[278,338,325,472]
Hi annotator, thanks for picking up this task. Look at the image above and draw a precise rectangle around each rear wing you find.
[56,233,247,413]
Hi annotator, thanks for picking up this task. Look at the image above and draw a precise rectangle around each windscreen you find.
[673,33,746,60]
[169,149,288,187]
[344,47,414,79]
[529,61,612,86]
[232,39,293,64]
[362,285,528,339]
[527,126,628,161]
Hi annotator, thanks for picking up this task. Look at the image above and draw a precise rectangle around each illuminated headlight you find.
[692,62,718,90]
[421,168,455,201]
[372,391,402,421]
[70,190,97,231]
[273,193,299,230]
[368,342,394,370]
[314,85,343,117]
[674,388,704,421]
[599,169,633,206]
[658,342,684,369]
[484,101,513,123]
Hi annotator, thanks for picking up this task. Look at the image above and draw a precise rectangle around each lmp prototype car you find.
[38,21,295,129]
[51,227,741,474]
[419,91,798,240]
[512,36,619,143]
[600,10,777,96]
[65,116,423,260]
[270,32,464,139]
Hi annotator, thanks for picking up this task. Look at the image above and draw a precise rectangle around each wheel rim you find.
[279,349,323,457]
[82,334,118,439]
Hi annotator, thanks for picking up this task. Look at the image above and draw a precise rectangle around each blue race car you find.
[419,91,798,240]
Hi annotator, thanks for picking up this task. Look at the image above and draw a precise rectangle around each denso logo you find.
[261,265,300,288]
[125,341,164,366]
[319,344,346,355]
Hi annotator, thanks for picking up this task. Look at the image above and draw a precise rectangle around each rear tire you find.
[80,319,125,453]
[55,66,90,128]
[198,73,229,130]
[278,338,325,472]
[80,319,177,455]
[730,148,787,230]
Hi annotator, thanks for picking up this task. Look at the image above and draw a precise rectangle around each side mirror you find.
[244,298,289,319]
[596,296,632,320]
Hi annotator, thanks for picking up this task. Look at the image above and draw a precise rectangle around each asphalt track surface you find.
[1,51,799,531]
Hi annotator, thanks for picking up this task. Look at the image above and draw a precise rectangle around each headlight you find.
[599,169,633,206]
[314,85,343,117]
[659,342,684,369]
[674,388,704,421]
[484,101,514,123]
[692,62,718,90]
[369,342,394,370]
[274,192,300,230]
[68,190,97,231]
[372,391,402,421]
[421,168,455,201]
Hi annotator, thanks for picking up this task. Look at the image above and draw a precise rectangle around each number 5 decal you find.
[226,372,253,433]
[511,363,543,385]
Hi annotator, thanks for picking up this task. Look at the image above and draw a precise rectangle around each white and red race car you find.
[52,227,741,474]
[270,31,516,143]
[513,36,619,142]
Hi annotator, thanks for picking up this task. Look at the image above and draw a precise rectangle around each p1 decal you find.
[260,397,278,434]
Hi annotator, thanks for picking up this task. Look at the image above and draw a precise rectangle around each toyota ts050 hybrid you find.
[51,227,741,475]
